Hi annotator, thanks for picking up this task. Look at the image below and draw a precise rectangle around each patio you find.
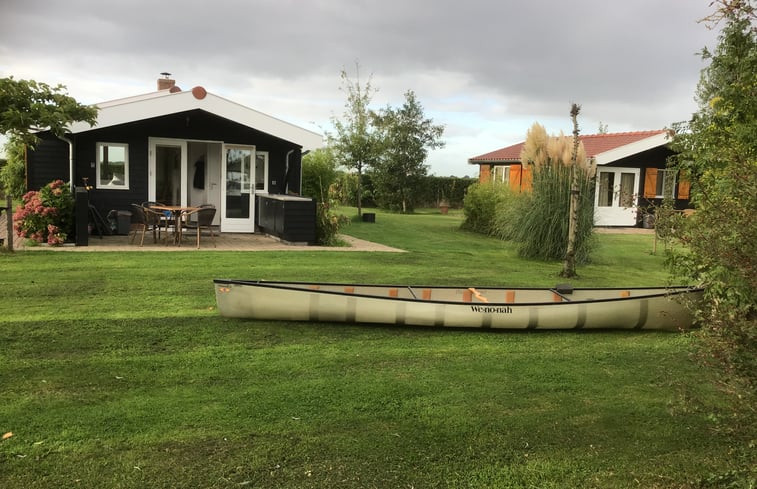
[0,213,403,253]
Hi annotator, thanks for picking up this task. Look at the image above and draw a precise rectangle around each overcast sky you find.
[1,0,720,176]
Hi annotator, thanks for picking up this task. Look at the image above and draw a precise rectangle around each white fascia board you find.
[594,132,671,166]
[68,91,323,150]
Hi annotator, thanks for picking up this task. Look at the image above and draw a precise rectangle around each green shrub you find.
[0,138,26,198]
[315,201,350,246]
[461,182,513,235]
[301,148,338,202]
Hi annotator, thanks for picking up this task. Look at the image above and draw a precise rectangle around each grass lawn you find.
[0,208,751,488]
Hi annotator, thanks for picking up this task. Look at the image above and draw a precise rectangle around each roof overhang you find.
[67,90,323,150]
[593,131,671,165]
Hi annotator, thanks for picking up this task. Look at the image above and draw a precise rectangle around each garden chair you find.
[129,204,162,246]
[183,206,217,249]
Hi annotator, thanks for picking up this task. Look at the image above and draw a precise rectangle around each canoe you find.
[214,280,703,330]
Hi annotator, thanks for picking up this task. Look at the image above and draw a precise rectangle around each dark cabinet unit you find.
[257,194,316,244]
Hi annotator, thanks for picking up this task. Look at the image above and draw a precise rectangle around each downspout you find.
[58,134,75,192]
[284,149,294,194]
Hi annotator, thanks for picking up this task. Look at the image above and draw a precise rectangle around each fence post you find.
[4,195,12,251]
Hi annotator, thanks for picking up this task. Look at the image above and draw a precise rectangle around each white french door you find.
[221,145,256,232]
[148,138,188,205]
[594,167,640,226]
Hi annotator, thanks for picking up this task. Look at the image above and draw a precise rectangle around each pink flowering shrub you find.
[13,179,74,246]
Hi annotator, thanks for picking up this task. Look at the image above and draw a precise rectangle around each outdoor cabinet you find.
[257,194,316,244]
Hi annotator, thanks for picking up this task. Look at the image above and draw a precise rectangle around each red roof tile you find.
[469,130,669,163]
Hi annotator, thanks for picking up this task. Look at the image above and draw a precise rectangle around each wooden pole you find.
[5,194,13,251]
[561,104,581,278]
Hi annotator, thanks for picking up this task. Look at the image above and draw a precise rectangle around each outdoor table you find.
[150,205,200,245]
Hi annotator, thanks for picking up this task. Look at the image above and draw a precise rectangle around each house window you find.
[491,165,510,184]
[598,172,614,207]
[255,151,268,192]
[96,143,129,189]
[656,169,677,199]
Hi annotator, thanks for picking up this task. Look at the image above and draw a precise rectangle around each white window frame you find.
[491,165,510,184]
[96,142,130,190]
[254,151,269,193]
[656,169,677,199]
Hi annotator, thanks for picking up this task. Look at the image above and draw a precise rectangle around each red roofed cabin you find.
[468,130,692,227]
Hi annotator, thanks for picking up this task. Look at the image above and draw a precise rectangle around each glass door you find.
[594,168,640,226]
[221,145,255,232]
[148,138,187,206]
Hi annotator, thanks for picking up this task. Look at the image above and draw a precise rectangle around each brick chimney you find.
[157,72,175,91]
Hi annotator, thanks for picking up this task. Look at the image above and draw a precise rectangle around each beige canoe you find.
[213,280,703,330]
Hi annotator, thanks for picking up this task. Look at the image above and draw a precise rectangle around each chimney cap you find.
[160,72,172,78]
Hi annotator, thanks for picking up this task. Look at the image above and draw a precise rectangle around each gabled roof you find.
[67,87,323,150]
[469,130,671,166]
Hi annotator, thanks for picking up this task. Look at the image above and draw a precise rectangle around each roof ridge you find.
[580,129,666,139]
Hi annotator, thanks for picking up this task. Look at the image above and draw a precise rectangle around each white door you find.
[221,145,256,232]
[594,168,640,226]
[148,138,188,205]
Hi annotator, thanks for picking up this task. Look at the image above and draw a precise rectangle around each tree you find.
[371,90,445,212]
[0,138,26,198]
[329,64,381,216]
[0,77,97,148]
[301,147,339,202]
[668,0,757,390]
[561,103,584,278]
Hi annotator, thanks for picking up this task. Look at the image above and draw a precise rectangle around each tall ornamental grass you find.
[509,123,596,263]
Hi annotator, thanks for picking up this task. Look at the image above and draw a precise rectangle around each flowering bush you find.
[13,179,74,245]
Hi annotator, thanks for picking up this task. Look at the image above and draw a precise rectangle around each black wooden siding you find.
[70,109,304,218]
[26,133,70,190]
[603,146,690,210]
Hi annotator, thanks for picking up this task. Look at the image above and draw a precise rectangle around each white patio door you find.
[148,138,188,205]
[221,145,256,232]
[594,167,640,226]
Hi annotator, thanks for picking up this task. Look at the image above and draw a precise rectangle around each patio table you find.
[150,205,200,245]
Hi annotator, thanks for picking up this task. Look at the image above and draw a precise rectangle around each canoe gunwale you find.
[213,279,703,307]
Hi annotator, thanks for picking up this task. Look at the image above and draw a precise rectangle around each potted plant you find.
[439,198,450,215]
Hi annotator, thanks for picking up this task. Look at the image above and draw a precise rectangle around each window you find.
[96,143,129,189]
[255,151,268,192]
[655,169,677,199]
[491,165,510,184]
[598,172,614,207]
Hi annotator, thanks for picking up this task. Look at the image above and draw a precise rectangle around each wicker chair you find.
[129,204,162,246]
[183,206,217,249]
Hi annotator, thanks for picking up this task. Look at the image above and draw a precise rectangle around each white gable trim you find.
[68,90,323,150]
[594,132,670,166]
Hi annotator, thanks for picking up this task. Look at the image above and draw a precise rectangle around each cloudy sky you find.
[1,0,720,176]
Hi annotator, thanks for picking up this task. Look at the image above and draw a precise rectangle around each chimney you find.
[157,72,175,91]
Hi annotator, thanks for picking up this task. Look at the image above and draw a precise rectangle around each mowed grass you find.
[0,209,748,488]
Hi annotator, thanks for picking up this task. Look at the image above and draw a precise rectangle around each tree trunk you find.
[561,104,581,279]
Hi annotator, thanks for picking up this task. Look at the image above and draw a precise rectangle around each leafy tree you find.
[0,138,26,198]
[372,90,445,212]
[0,77,97,196]
[329,64,381,216]
[0,77,97,148]
[301,147,339,202]
[668,0,757,391]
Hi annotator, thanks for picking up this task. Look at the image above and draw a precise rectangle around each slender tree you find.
[561,103,583,278]
[329,64,380,216]
[372,90,445,212]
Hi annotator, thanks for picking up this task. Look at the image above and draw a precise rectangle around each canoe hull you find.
[214,281,702,330]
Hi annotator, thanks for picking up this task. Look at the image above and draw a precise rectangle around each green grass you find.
[1,209,751,488]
